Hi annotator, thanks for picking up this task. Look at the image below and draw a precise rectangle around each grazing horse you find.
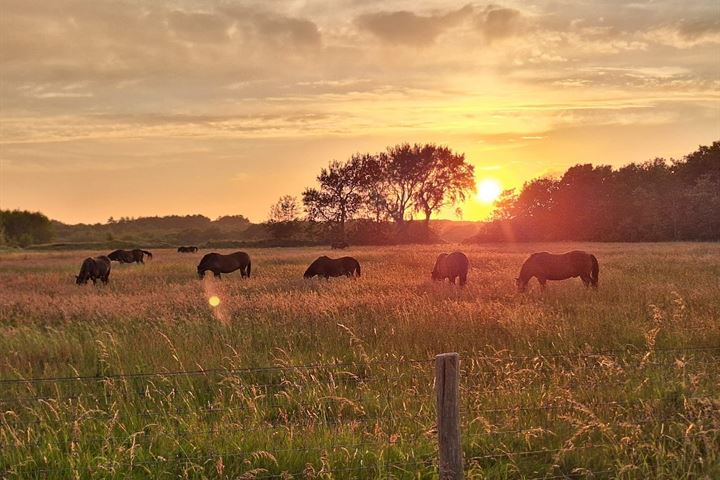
[197,251,251,279]
[516,251,599,292]
[303,256,360,279]
[331,241,349,250]
[177,246,199,253]
[108,249,153,264]
[432,251,470,286]
[76,256,111,285]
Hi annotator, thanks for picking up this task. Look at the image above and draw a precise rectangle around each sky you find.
[1,0,719,224]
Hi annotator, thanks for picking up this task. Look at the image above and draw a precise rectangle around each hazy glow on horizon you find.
[0,0,718,224]
[476,179,503,204]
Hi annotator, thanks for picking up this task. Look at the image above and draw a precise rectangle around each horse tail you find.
[590,254,599,287]
[246,260,251,278]
[142,250,153,260]
[355,261,361,277]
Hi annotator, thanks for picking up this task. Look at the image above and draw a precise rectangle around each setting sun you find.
[476,179,502,204]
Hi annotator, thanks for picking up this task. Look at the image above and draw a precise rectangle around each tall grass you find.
[0,243,718,478]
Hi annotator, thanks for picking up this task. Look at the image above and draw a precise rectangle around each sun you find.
[476,179,502,204]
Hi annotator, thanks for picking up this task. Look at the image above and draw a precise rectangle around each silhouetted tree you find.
[266,195,302,239]
[377,144,433,223]
[413,145,476,228]
[302,154,376,239]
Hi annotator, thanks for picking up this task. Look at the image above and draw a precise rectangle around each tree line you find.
[468,141,720,242]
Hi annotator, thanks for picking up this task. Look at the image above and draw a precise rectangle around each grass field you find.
[1,243,719,479]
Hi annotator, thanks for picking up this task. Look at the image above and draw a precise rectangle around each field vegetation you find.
[0,243,718,479]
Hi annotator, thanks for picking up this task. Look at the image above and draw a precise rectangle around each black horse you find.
[76,256,111,285]
[108,249,153,264]
[516,251,599,292]
[303,256,361,279]
[197,252,251,279]
[331,241,349,250]
[431,251,469,286]
[178,246,199,253]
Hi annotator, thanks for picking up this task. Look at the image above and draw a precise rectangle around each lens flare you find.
[208,295,221,307]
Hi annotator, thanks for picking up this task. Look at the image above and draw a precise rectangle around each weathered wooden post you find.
[435,352,463,480]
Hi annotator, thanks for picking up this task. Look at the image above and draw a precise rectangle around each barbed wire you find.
[459,345,719,363]
[463,395,716,415]
[0,358,434,385]
[3,346,716,386]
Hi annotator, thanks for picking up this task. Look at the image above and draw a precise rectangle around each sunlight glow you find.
[476,179,502,204]
[208,296,221,307]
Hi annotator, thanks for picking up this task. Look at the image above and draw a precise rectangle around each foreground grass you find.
[0,243,718,479]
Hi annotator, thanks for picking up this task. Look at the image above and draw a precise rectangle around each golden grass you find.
[0,243,718,479]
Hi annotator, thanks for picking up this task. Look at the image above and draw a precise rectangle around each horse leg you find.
[459,274,467,286]
[214,272,221,280]
[538,277,547,290]
[450,276,456,285]
[580,274,591,288]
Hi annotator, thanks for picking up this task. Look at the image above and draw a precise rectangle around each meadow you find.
[0,243,718,479]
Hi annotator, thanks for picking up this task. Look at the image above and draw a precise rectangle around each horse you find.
[516,251,599,292]
[197,251,251,279]
[432,251,469,286]
[303,256,360,279]
[177,246,199,253]
[108,249,153,264]
[331,241,349,250]
[76,256,111,285]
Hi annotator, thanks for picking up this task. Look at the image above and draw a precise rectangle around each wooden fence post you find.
[436,352,463,480]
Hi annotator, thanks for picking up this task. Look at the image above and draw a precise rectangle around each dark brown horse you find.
[177,246,199,253]
[432,251,469,286]
[76,256,111,285]
[197,251,251,279]
[516,251,599,292]
[108,249,153,264]
[303,256,360,279]
[331,241,349,250]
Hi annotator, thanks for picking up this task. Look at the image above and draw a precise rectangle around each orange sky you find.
[1,0,719,224]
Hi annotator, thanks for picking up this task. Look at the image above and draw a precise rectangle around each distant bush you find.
[0,210,53,247]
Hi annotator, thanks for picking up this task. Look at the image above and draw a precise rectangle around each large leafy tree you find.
[377,144,433,223]
[413,145,476,226]
[302,154,376,239]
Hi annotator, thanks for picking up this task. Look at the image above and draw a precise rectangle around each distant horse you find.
[432,251,469,286]
[178,246,199,253]
[108,249,153,264]
[516,251,599,292]
[197,252,251,279]
[303,256,360,279]
[76,256,111,285]
[331,241,349,250]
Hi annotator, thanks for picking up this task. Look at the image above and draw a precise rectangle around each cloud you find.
[476,6,522,42]
[168,11,232,43]
[221,5,322,48]
[355,5,473,46]
[643,19,720,48]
